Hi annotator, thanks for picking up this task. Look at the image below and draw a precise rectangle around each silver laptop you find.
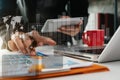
[54,26,120,63]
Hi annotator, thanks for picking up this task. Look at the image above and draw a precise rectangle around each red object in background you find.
[82,30,104,47]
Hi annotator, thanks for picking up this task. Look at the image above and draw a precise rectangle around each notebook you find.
[54,26,120,63]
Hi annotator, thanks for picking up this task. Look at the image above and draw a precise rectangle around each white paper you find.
[0,49,93,77]
[41,17,83,32]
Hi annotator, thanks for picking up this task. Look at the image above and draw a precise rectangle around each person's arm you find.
[0,16,14,50]
[62,0,89,40]
[0,22,8,49]
[57,19,83,37]
[8,30,56,55]
[0,16,56,55]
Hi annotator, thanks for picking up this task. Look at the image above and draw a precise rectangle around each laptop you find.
[54,26,120,63]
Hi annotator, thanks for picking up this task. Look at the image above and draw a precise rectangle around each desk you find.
[0,47,119,80]
[39,61,120,80]
[35,46,119,80]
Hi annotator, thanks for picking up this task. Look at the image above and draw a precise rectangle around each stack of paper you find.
[0,49,93,77]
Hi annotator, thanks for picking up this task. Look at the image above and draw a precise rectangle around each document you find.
[0,48,93,77]
[41,17,83,32]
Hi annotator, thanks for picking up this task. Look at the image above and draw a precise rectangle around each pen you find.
[36,51,48,56]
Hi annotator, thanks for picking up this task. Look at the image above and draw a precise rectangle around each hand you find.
[8,30,56,55]
[31,30,56,46]
[57,20,83,36]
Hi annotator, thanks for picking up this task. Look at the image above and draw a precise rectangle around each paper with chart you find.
[0,48,93,77]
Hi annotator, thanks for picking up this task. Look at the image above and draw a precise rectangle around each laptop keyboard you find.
[54,45,105,54]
